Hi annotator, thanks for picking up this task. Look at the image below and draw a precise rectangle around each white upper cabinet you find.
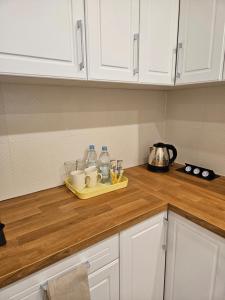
[85,0,140,82]
[139,0,179,85]
[0,0,87,79]
[176,0,225,84]
[1,0,225,86]
[120,212,167,300]
[165,212,225,300]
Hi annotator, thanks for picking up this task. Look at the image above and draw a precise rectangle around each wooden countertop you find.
[0,164,225,288]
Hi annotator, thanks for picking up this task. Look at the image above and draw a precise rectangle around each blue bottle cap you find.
[89,144,95,150]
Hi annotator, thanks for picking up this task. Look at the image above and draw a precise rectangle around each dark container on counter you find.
[0,223,6,246]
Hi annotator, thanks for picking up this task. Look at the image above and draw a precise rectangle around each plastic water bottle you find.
[86,145,97,167]
[99,146,110,183]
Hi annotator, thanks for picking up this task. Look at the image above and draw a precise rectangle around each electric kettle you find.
[148,142,177,172]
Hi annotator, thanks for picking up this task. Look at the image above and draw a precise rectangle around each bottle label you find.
[88,161,96,167]
[100,165,109,180]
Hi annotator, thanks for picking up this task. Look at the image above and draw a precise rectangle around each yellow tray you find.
[64,176,128,199]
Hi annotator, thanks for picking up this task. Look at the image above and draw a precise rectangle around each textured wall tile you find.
[0,83,166,200]
[166,85,225,175]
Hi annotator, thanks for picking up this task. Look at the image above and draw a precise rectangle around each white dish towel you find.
[44,263,91,300]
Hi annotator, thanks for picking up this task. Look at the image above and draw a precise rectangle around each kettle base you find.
[147,164,169,173]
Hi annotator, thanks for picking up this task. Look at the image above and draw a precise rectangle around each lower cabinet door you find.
[164,211,225,300]
[89,260,119,300]
[0,236,119,300]
[0,289,43,300]
[0,284,43,300]
[1,260,119,300]
[120,211,167,300]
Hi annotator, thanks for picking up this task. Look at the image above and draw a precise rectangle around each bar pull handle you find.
[77,20,85,71]
[176,42,183,79]
[162,218,168,251]
[133,33,139,76]
[171,48,177,84]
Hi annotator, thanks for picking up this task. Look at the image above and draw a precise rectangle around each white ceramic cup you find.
[71,170,88,191]
[84,166,102,188]
[85,166,97,174]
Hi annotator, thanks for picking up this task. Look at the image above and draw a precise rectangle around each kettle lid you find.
[153,142,165,148]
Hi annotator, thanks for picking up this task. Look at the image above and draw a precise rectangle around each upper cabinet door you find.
[0,0,87,79]
[176,0,225,84]
[85,0,140,82]
[139,0,179,85]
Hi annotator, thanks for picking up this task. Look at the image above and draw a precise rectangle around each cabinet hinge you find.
[162,218,168,251]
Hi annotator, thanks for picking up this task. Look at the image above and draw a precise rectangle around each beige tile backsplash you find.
[0,82,224,201]
[166,85,225,176]
[0,83,166,200]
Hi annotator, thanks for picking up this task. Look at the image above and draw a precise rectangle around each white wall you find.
[0,83,166,200]
[166,85,225,176]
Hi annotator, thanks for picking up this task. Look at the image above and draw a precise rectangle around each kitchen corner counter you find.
[0,164,225,288]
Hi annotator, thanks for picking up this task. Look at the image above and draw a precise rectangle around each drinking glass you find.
[76,159,86,171]
[64,160,77,177]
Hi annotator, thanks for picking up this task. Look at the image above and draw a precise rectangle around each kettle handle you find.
[165,144,177,164]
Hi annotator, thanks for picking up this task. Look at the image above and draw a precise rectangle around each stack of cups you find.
[64,161,102,191]
[71,166,102,191]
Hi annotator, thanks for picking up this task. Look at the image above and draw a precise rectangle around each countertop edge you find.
[168,204,225,239]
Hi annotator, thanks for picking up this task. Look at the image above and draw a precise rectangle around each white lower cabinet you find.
[164,211,225,300]
[120,211,167,300]
[89,260,119,300]
[0,261,119,300]
[0,235,119,300]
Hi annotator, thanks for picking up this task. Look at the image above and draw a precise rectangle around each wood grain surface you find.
[0,164,225,288]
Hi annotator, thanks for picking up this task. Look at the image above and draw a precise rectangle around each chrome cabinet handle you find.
[133,33,139,76]
[77,20,85,71]
[162,218,168,251]
[176,42,183,79]
[171,48,177,83]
